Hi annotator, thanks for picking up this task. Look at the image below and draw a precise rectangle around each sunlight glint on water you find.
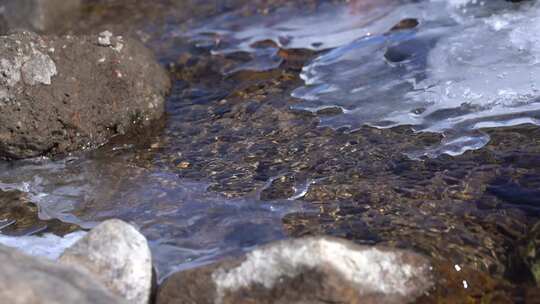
[188,0,540,157]
[293,0,540,157]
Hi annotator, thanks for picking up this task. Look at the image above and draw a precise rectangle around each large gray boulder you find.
[0,243,125,304]
[0,30,170,159]
[0,0,82,34]
[60,219,153,304]
[158,236,433,304]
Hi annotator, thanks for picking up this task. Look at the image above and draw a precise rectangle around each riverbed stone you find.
[60,219,152,304]
[158,236,433,304]
[0,30,170,159]
[0,189,79,235]
[0,243,125,304]
[0,0,82,34]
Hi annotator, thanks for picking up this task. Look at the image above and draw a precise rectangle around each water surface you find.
[0,0,539,297]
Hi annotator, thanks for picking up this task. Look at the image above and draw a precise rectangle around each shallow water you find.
[1,0,540,299]
[0,152,312,278]
[189,0,540,157]
[292,0,540,157]
[0,231,86,259]
[184,0,401,73]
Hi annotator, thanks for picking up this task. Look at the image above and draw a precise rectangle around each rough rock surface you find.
[0,244,125,304]
[0,31,170,159]
[60,219,152,304]
[0,0,82,34]
[158,236,433,304]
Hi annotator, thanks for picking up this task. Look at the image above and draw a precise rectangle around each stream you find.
[1,0,540,300]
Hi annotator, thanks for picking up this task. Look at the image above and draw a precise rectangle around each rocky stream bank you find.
[1,0,540,303]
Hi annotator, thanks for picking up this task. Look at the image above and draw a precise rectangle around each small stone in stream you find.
[316,106,345,116]
[176,161,191,169]
[0,244,125,304]
[158,236,433,304]
[60,219,152,304]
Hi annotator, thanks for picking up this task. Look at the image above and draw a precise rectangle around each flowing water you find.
[0,149,312,278]
[293,0,540,158]
[190,0,540,157]
[1,0,540,299]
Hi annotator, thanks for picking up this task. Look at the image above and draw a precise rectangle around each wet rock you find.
[59,219,152,304]
[158,236,433,304]
[0,190,38,228]
[0,0,82,34]
[513,221,540,286]
[0,31,170,159]
[0,189,79,235]
[98,30,114,47]
[389,18,419,32]
[0,244,125,304]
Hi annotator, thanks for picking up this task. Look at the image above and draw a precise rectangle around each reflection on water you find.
[294,0,540,157]
[0,153,312,278]
[188,0,540,157]
[184,0,401,73]
[0,0,539,296]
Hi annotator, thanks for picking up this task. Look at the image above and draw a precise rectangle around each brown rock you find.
[0,30,170,159]
[158,236,433,304]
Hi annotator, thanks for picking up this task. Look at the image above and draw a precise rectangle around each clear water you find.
[293,0,540,157]
[184,0,402,74]
[0,231,86,260]
[189,0,540,157]
[0,153,311,278]
[1,0,540,287]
